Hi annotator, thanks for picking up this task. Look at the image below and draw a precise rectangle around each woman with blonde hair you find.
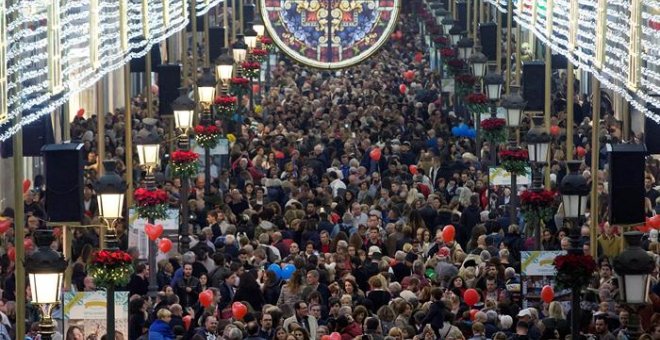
[541,301,569,339]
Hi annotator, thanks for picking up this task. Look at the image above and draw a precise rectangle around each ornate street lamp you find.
[559,160,590,340]
[197,68,217,109]
[25,230,68,340]
[613,232,655,338]
[215,48,235,92]
[442,18,454,35]
[436,8,449,26]
[483,70,504,102]
[244,24,258,50]
[525,116,550,249]
[500,90,526,129]
[135,132,160,295]
[457,37,474,60]
[448,24,463,45]
[96,160,127,249]
[171,89,196,253]
[232,34,248,64]
[469,47,488,79]
[252,16,265,37]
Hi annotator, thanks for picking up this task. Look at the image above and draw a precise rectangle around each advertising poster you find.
[520,251,570,308]
[63,291,129,340]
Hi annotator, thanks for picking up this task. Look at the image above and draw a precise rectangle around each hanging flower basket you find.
[241,61,261,79]
[88,249,134,287]
[250,48,268,63]
[553,253,597,289]
[520,190,556,225]
[498,149,529,175]
[455,74,477,98]
[480,118,507,144]
[260,36,276,52]
[134,188,169,220]
[230,77,250,97]
[440,48,456,59]
[170,150,199,179]
[214,95,237,116]
[447,59,466,76]
[194,124,221,149]
[465,93,489,114]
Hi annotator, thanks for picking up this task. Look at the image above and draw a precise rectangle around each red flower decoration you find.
[134,188,168,206]
[455,74,477,86]
[194,124,220,135]
[498,149,529,161]
[251,48,268,57]
[440,48,456,58]
[447,59,465,69]
[520,190,556,206]
[171,150,199,163]
[434,36,449,46]
[230,77,250,87]
[214,95,238,106]
[260,36,273,45]
[92,249,133,266]
[480,118,506,131]
[241,61,261,70]
[465,93,488,105]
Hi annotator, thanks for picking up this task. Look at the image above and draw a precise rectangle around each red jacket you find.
[341,322,363,340]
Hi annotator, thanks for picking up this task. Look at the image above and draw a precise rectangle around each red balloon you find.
[22,179,31,194]
[183,315,192,330]
[159,238,173,253]
[463,288,480,307]
[399,84,407,94]
[275,151,285,159]
[409,164,418,175]
[76,108,85,118]
[7,247,15,262]
[404,70,415,82]
[199,289,213,307]
[144,223,164,241]
[24,238,34,251]
[442,225,456,243]
[649,215,660,228]
[395,31,403,40]
[369,148,382,161]
[541,285,554,303]
[0,219,10,234]
[470,309,479,321]
[252,84,261,93]
[329,333,342,340]
[550,125,561,136]
[232,302,248,320]
[414,52,423,63]
[576,146,586,158]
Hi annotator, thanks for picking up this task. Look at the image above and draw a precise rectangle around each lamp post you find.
[500,90,525,224]
[197,68,217,203]
[442,18,454,36]
[559,160,590,340]
[448,24,463,45]
[613,232,655,339]
[232,34,248,76]
[244,24,258,112]
[95,160,127,340]
[525,116,550,249]
[469,47,488,155]
[252,17,265,38]
[135,133,161,296]
[171,89,196,254]
[483,69,504,165]
[25,230,68,340]
[457,37,474,60]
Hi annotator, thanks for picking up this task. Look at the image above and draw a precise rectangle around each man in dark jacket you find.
[459,194,482,248]
[421,287,446,336]
[174,263,201,309]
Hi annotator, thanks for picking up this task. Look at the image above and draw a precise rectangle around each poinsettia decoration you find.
[434,36,449,47]
[260,36,276,52]
[88,249,134,287]
[520,190,556,225]
[455,74,477,98]
[134,188,168,220]
[214,95,237,115]
[498,149,529,175]
[553,254,597,289]
[194,124,221,149]
[170,150,199,179]
[440,48,456,59]
[466,93,489,114]
[250,48,268,62]
[447,59,465,76]
[241,61,261,78]
[480,118,507,144]
[230,77,251,97]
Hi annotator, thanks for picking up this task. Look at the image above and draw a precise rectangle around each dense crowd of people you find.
[2,3,660,340]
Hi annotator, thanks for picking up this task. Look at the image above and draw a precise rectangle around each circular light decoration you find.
[260,0,401,69]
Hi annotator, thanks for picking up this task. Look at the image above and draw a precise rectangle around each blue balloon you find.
[281,264,296,280]
[267,263,282,279]
[451,127,460,136]
[467,129,476,138]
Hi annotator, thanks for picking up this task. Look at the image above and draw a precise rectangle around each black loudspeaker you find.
[522,61,546,111]
[208,27,226,62]
[479,23,497,61]
[551,54,568,69]
[456,1,468,33]
[1,114,55,158]
[130,44,162,73]
[645,103,660,154]
[157,64,182,116]
[42,143,85,223]
[243,4,255,29]
[608,144,647,225]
